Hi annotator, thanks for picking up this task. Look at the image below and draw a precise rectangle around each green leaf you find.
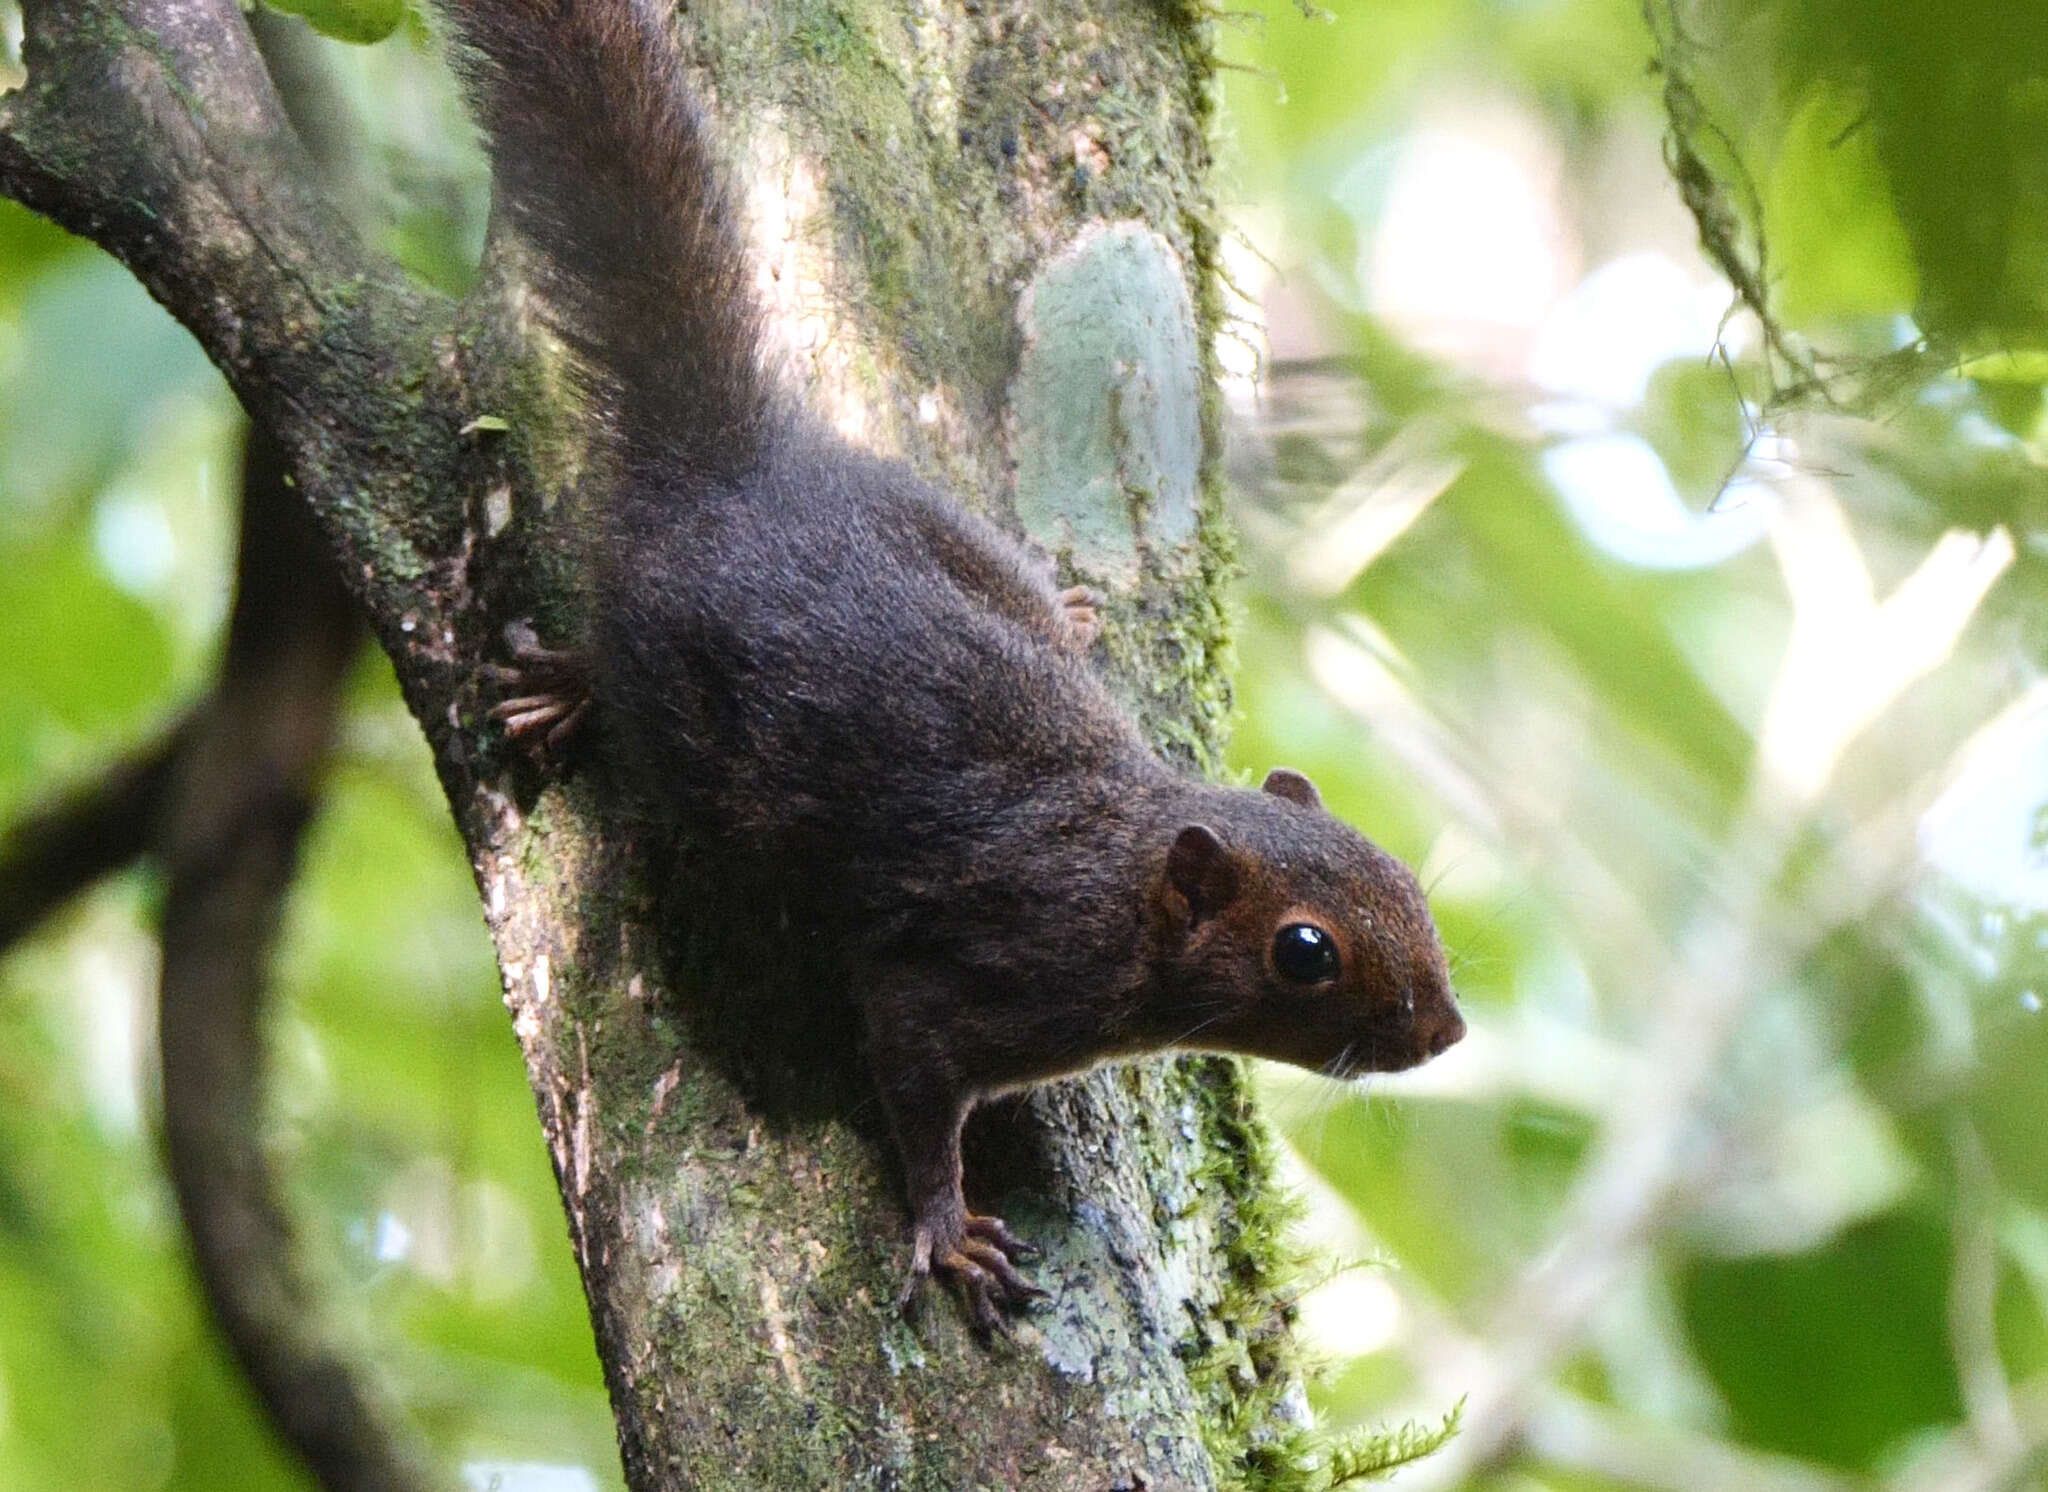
[0,255,219,517]
[1681,1208,1963,1470]
[1763,83,1919,329]
[1958,350,2048,384]
[260,0,406,46]
[0,532,177,786]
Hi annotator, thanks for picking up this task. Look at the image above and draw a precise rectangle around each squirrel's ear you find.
[1261,767,1323,811]
[1168,824,1239,924]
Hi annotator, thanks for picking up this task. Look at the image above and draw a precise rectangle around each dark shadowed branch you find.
[0,424,427,1489]
[155,426,439,1492]
[0,717,190,955]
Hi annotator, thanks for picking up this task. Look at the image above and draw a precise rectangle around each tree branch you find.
[0,716,189,954]
[156,426,438,1492]
[0,0,477,701]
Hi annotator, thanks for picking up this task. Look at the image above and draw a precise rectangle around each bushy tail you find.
[437,0,768,473]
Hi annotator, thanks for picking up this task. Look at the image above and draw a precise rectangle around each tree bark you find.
[0,2,1309,1487]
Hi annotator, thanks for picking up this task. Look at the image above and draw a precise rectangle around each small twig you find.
[1525,1386,1866,1492]
[0,716,192,955]
[1888,1375,2048,1492]
[1948,1120,2023,1460]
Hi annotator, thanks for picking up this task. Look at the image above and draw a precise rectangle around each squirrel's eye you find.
[1272,923,1340,984]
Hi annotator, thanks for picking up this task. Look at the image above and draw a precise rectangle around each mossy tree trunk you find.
[0,1,1308,1486]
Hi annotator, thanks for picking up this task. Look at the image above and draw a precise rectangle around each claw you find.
[545,696,593,751]
[489,620,592,761]
[897,1228,936,1313]
[941,1249,1011,1338]
[491,698,571,737]
[965,1212,1039,1260]
[503,620,577,665]
[902,1209,1046,1335]
[961,1238,1048,1302]
[1056,585,1102,651]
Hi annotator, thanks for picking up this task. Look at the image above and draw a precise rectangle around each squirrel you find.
[442,0,1465,1333]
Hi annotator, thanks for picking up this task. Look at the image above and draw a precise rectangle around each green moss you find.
[1176,1061,1462,1489]
[1177,1058,1319,1492]
[787,1,870,67]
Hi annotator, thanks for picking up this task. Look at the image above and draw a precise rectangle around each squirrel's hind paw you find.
[901,1211,1049,1338]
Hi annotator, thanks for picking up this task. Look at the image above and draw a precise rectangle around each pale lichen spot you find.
[1011,221,1203,584]
[756,1268,806,1395]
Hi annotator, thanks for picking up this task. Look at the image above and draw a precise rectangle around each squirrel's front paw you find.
[1056,585,1103,652]
[486,621,593,758]
[901,1211,1048,1337]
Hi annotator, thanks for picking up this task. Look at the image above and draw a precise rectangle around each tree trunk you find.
[0,2,1309,1487]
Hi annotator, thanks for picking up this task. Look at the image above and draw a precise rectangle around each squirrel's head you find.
[1144,768,1464,1076]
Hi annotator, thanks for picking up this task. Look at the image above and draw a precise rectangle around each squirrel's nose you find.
[1422,1006,1466,1057]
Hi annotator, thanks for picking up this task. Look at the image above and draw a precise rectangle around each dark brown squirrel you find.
[443,0,1465,1332]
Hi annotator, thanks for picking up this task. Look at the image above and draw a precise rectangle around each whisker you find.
[1291,1042,1358,1158]
[1422,854,1470,900]
[1312,1068,1351,1155]
[1160,1002,1234,1050]
[1446,949,1504,979]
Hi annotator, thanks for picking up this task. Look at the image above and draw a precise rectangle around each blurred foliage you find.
[0,1,2044,1490]
[1658,0,2048,350]
[1219,0,2048,1488]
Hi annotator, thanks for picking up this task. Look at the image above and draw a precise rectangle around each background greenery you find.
[1,1,2044,1489]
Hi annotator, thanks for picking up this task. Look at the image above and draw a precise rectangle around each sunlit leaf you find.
[260,0,407,47]
[1763,84,1919,329]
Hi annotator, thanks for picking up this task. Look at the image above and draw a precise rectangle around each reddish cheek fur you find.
[1167,879,1432,1071]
